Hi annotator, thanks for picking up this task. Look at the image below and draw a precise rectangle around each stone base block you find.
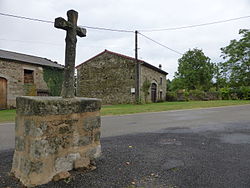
[11,96,101,187]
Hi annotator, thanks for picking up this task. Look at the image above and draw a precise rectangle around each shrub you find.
[229,88,239,100]
[220,88,230,100]
[189,89,205,100]
[240,86,250,100]
[207,88,220,100]
[166,92,177,101]
[184,91,190,101]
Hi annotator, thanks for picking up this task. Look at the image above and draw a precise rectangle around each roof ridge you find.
[104,49,145,63]
[0,49,58,64]
[0,49,64,69]
[76,49,168,75]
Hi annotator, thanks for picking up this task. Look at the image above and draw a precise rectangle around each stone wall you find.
[12,96,101,187]
[140,65,167,102]
[76,53,136,104]
[0,59,49,108]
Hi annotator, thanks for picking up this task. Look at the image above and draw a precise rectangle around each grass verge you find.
[0,109,16,123]
[0,100,249,123]
[101,100,250,116]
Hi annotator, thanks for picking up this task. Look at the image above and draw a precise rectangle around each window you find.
[160,77,163,85]
[160,91,163,100]
[24,69,34,84]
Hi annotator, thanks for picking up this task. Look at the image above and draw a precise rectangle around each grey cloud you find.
[0,0,250,79]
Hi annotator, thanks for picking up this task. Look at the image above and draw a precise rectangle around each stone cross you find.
[55,10,86,98]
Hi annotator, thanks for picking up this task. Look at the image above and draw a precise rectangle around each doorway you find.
[151,83,157,103]
[0,77,7,109]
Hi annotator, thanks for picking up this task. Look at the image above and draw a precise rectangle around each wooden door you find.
[151,83,157,103]
[0,77,7,109]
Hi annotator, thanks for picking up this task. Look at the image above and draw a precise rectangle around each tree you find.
[166,79,171,91]
[214,63,228,90]
[168,77,185,91]
[141,78,151,103]
[175,48,215,91]
[220,29,250,87]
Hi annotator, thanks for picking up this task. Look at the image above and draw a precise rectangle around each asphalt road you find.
[0,105,250,187]
[1,105,250,151]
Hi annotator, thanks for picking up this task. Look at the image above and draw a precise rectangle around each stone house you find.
[0,49,64,109]
[76,50,168,104]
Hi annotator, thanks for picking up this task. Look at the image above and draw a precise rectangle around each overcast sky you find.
[0,0,249,79]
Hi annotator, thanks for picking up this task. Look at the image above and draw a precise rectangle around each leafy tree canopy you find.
[220,29,250,87]
[175,48,215,91]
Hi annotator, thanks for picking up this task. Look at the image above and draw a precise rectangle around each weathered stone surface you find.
[24,119,44,137]
[54,9,86,98]
[53,171,71,181]
[86,145,102,160]
[16,96,101,115]
[15,136,25,151]
[140,65,167,102]
[74,157,90,169]
[82,116,101,131]
[55,153,80,172]
[94,130,101,142]
[30,139,56,158]
[76,50,167,104]
[78,136,91,146]
[12,153,19,169]
[12,96,101,187]
[76,51,136,104]
[0,59,51,108]
[19,157,43,175]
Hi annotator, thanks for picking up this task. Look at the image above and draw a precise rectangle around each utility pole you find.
[135,30,140,103]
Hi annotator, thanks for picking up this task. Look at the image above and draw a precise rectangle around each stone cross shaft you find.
[55,10,86,98]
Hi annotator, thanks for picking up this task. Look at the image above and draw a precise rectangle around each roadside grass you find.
[0,100,250,123]
[101,100,250,116]
[0,109,16,123]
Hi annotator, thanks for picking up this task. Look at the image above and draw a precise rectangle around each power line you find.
[139,15,250,32]
[1,11,247,55]
[0,12,54,24]
[0,12,133,33]
[79,25,133,33]
[138,32,183,55]
[1,12,249,33]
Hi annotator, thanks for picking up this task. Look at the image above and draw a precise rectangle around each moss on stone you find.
[43,67,63,96]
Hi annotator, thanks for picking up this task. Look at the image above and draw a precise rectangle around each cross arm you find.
[76,27,87,37]
[54,17,70,30]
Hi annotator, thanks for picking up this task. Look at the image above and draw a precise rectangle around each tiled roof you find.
[0,49,64,69]
[76,49,168,75]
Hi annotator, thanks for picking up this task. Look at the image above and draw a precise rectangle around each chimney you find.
[159,64,162,69]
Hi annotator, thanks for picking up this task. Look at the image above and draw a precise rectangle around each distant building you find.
[76,50,168,104]
[0,49,64,109]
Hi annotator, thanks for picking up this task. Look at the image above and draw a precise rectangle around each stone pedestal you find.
[11,96,101,187]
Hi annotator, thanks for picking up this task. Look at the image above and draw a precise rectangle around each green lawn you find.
[0,100,250,123]
[101,100,250,116]
[0,109,16,123]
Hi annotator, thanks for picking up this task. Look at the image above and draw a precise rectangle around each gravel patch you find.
[1,127,250,188]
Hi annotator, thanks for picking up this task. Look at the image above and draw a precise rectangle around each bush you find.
[167,87,248,101]
[206,91,220,100]
[184,91,190,101]
[220,88,230,100]
[239,86,250,100]
[189,90,205,100]
[166,92,178,101]
[229,88,240,100]
[219,87,250,100]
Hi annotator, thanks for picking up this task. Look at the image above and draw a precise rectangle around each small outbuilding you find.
[0,49,64,109]
[76,50,168,104]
